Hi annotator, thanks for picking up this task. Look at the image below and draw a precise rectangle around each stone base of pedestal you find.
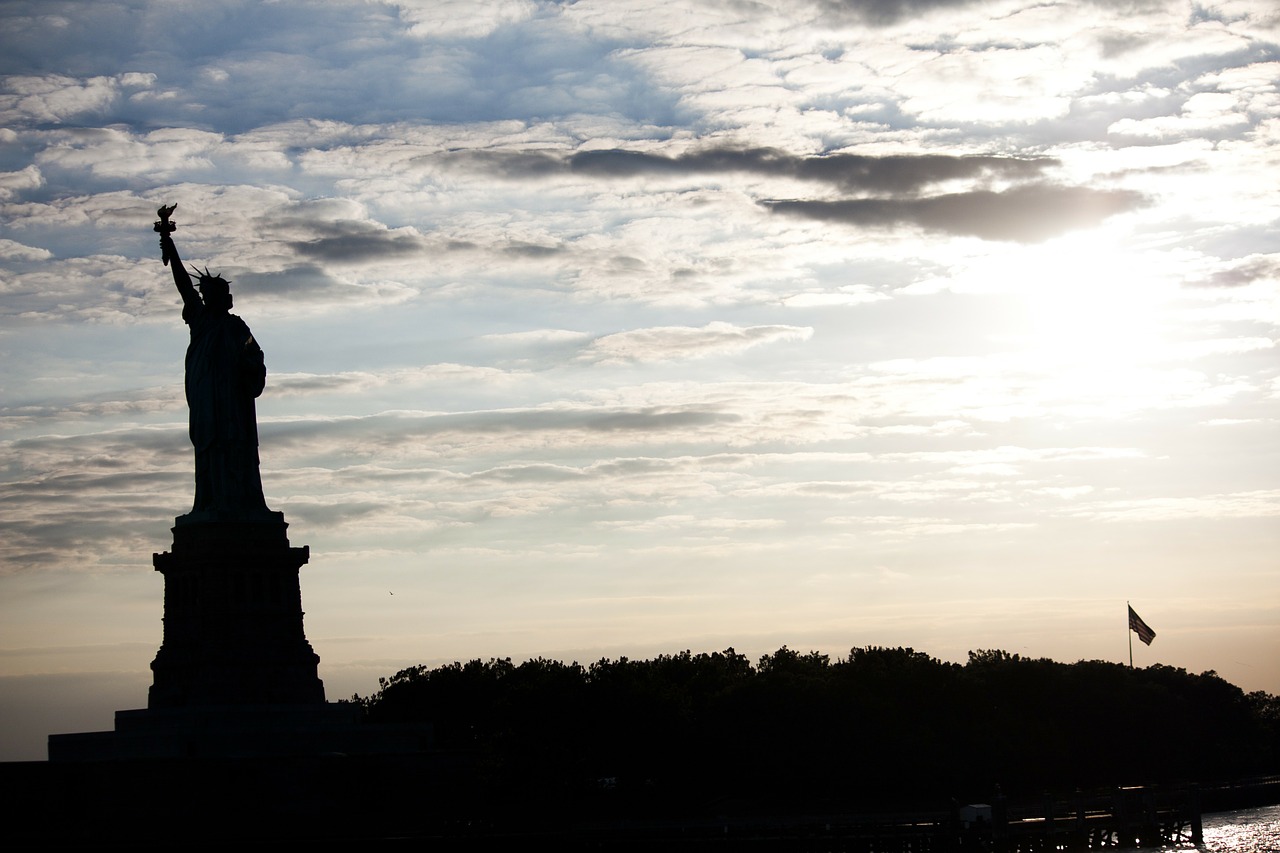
[48,703,433,761]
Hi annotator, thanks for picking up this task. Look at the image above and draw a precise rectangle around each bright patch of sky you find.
[1,0,1278,759]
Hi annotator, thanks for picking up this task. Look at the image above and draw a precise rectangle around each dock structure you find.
[987,785,1203,851]
[563,784,1206,851]
[5,761,1261,848]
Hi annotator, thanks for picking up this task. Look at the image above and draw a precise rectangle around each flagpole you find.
[1127,600,1133,668]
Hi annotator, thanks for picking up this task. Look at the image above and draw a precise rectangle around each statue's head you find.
[195,269,233,312]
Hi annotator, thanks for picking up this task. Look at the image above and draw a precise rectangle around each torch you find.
[154,203,177,266]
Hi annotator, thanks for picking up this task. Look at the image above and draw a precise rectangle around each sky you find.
[1,0,1278,761]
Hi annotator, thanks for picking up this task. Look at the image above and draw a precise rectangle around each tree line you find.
[357,646,1280,811]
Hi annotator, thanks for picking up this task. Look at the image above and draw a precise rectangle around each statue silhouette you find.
[156,205,268,518]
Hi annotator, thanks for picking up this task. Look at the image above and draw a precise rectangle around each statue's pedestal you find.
[49,513,430,761]
[149,512,324,707]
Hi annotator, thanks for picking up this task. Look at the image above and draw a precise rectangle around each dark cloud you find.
[585,409,735,432]
[502,242,565,258]
[815,0,982,27]
[270,372,367,395]
[262,206,437,268]
[1096,32,1152,59]
[288,229,427,263]
[766,184,1147,242]
[261,406,741,447]
[447,149,565,178]
[567,147,1053,195]
[1202,256,1280,288]
[286,500,386,528]
[236,264,351,294]
[816,0,1165,27]
[795,154,1050,194]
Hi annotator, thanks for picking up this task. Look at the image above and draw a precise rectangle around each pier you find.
[564,783,1208,850]
[4,757,1275,847]
[986,785,1202,851]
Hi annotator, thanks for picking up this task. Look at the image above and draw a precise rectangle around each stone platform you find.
[47,703,431,761]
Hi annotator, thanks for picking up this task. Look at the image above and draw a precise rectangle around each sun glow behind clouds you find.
[987,230,1186,416]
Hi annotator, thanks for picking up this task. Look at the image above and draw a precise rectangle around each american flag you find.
[1128,605,1156,646]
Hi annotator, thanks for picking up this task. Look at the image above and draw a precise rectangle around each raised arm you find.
[155,205,199,311]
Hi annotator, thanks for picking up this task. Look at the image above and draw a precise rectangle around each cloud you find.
[0,165,43,200]
[76,0,644,131]
[254,404,748,468]
[441,144,1136,246]
[0,237,51,261]
[0,74,121,126]
[480,329,591,345]
[1108,91,1254,140]
[1077,490,1280,523]
[391,0,541,39]
[268,363,523,398]
[595,513,786,534]
[1,184,295,233]
[1201,254,1280,288]
[766,184,1147,242]
[0,253,174,323]
[815,0,983,27]
[287,228,429,263]
[822,513,1034,538]
[455,145,1055,195]
[0,386,182,427]
[235,264,358,296]
[782,286,888,308]
[502,241,566,258]
[0,434,190,573]
[567,147,1053,193]
[32,126,226,182]
[579,322,814,364]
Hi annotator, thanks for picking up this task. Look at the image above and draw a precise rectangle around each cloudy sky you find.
[2,0,1278,759]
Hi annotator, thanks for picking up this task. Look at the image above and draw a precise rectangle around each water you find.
[1194,804,1280,852]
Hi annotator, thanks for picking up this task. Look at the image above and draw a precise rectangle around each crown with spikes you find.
[193,265,231,289]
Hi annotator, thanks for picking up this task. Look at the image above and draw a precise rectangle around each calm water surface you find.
[1192,804,1280,852]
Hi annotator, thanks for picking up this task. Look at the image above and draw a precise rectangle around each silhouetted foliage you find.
[359,647,1280,811]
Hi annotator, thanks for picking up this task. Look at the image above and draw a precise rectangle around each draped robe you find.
[183,300,268,515]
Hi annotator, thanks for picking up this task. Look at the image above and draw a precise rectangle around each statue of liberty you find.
[155,204,269,519]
